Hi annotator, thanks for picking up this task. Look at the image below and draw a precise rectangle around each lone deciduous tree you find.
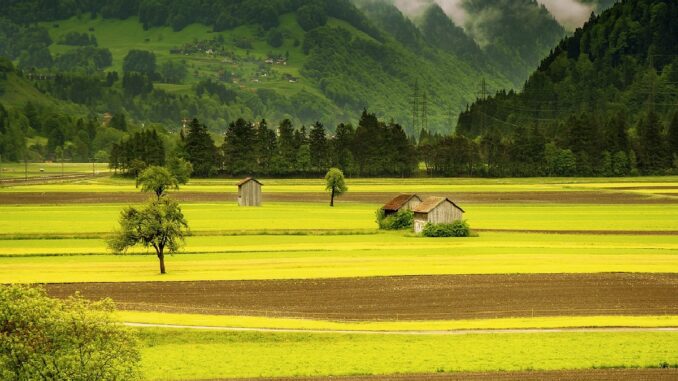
[108,198,188,274]
[136,165,180,199]
[325,167,347,207]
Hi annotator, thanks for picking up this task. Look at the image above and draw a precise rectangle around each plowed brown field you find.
[46,273,678,320]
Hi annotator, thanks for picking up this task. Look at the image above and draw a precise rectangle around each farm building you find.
[237,177,263,206]
[382,194,423,216]
[412,197,465,233]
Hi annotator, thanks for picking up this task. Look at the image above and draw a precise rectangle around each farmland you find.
[1,175,677,380]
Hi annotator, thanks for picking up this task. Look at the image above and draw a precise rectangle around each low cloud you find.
[390,0,594,30]
[536,0,593,30]
[392,0,468,26]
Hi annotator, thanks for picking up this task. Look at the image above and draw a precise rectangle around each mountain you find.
[0,0,520,138]
[456,0,678,175]
[418,5,486,69]
[461,0,566,84]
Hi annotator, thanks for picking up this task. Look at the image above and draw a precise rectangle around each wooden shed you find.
[237,177,263,206]
[412,196,465,233]
[382,194,423,216]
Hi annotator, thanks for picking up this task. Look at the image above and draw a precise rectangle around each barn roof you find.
[237,177,263,187]
[412,196,465,214]
[382,194,421,212]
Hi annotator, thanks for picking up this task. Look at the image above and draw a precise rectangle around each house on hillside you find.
[237,177,263,206]
[412,197,465,233]
[382,194,422,216]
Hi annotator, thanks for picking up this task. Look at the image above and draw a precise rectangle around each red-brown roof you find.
[382,194,421,211]
[412,196,465,213]
[237,177,263,187]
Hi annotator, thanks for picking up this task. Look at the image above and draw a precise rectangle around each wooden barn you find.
[237,177,263,206]
[382,194,423,216]
[412,197,465,233]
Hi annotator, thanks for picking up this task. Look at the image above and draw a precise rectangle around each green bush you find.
[376,208,414,230]
[422,220,471,237]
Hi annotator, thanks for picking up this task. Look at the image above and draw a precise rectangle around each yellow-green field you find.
[3,175,678,194]
[137,329,678,380]
[1,176,677,380]
[1,230,677,283]
[0,162,109,179]
[3,231,678,257]
[2,203,678,236]
[120,311,678,331]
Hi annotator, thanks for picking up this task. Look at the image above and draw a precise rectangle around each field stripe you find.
[124,322,678,335]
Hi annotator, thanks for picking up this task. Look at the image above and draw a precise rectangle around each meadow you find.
[0,162,109,179]
[2,202,678,236]
[120,311,678,331]
[137,329,678,380]
[3,175,678,193]
[1,175,677,380]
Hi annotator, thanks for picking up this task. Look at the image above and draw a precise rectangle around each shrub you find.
[422,220,471,237]
[376,208,414,230]
[0,285,141,380]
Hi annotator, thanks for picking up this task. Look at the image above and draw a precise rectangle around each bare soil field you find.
[1,190,676,204]
[46,273,678,320]
[206,369,678,381]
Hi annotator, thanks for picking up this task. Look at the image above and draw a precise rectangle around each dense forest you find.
[110,110,417,178]
[451,0,678,176]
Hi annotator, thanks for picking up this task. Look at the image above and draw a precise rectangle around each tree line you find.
[108,105,678,179]
[110,110,418,178]
[424,110,678,177]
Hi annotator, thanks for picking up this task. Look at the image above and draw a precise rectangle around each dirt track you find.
[202,369,678,381]
[46,273,678,320]
[1,190,676,204]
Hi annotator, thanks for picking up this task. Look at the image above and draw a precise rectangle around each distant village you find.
[170,38,297,85]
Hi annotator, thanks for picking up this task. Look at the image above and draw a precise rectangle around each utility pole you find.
[24,155,28,181]
[422,90,428,134]
[479,78,489,132]
[649,55,656,114]
[448,106,454,136]
[92,157,95,176]
[412,80,419,135]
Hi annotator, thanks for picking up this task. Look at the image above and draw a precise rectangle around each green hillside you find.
[0,0,554,138]
[453,0,678,176]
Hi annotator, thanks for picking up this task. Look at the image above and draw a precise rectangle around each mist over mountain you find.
[356,0,566,85]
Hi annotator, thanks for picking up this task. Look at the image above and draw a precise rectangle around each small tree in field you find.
[108,198,188,274]
[136,166,180,199]
[167,156,193,184]
[325,167,347,207]
[0,285,140,380]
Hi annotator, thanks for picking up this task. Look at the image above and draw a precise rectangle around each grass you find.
[3,231,678,257]
[119,311,678,331]
[3,175,678,193]
[2,202,678,236]
[137,329,678,380]
[39,14,340,110]
[2,247,676,283]
[0,162,109,179]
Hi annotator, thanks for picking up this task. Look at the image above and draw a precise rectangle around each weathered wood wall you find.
[413,201,464,233]
[238,181,262,206]
[404,196,422,211]
[428,201,463,224]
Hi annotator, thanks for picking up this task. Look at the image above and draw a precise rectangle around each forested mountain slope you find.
[455,0,678,176]
[0,0,518,138]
